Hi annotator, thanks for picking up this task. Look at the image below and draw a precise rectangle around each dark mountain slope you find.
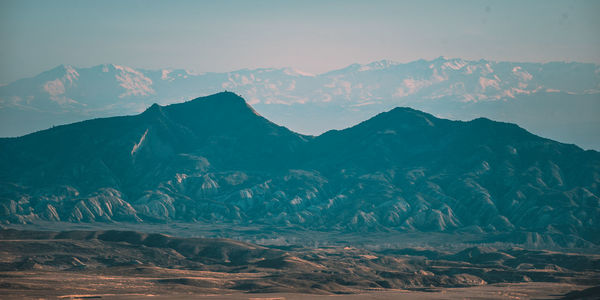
[0,92,598,247]
[0,92,308,223]
[0,92,306,187]
[304,108,599,241]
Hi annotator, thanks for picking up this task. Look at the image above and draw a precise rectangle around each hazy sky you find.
[1,0,599,84]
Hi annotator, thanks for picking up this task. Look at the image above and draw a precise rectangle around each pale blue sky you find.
[1,0,599,84]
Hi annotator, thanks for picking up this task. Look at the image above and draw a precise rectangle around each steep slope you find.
[0,92,307,223]
[304,108,600,241]
[0,93,598,247]
[1,58,599,149]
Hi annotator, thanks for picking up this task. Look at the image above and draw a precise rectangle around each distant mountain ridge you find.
[1,57,599,149]
[1,92,599,248]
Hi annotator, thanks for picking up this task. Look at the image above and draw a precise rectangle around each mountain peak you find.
[192,91,244,103]
[43,64,77,76]
[365,59,398,69]
[139,92,260,123]
[183,91,259,114]
[1,91,598,244]
[141,103,163,115]
[432,56,450,62]
[374,106,439,128]
[95,63,118,72]
[155,92,269,134]
[282,67,315,77]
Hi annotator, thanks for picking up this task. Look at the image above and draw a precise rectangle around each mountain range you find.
[1,57,599,149]
[1,92,598,248]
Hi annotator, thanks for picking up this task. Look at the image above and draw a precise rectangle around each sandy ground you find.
[0,277,590,300]
[85,283,591,300]
[2,228,598,299]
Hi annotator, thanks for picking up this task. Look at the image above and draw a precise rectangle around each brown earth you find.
[0,229,598,299]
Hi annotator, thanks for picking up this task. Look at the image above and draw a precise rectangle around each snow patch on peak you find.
[63,65,79,79]
[43,79,65,97]
[160,70,173,80]
[113,64,134,72]
[479,77,500,91]
[484,63,494,74]
[113,65,155,98]
[283,67,314,77]
[442,59,467,70]
[358,65,372,72]
[394,78,435,98]
[464,65,476,74]
[43,65,80,101]
[359,60,398,71]
[512,66,533,81]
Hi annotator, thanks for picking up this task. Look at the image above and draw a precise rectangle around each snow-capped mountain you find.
[1,58,599,149]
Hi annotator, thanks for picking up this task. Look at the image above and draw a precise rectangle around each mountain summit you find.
[0,92,598,247]
[1,58,599,149]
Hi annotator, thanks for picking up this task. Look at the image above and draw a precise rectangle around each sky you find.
[1,0,599,84]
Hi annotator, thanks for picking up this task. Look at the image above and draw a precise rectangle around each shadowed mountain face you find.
[0,92,599,247]
[1,59,599,149]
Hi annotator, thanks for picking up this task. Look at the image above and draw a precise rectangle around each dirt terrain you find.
[0,228,598,299]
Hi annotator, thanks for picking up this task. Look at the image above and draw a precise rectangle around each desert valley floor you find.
[1,224,598,299]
